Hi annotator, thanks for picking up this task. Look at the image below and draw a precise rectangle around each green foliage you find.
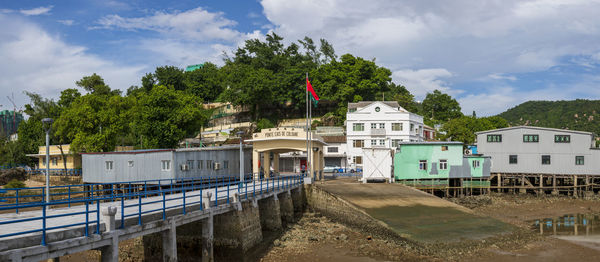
[256,118,275,131]
[441,116,509,145]
[131,85,208,148]
[498,100,600,134]
[183,62,224,102]
[422,90,463,122]
[76,73,120,96]
[3,179,26,189]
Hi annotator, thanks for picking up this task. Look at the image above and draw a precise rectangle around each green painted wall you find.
[394,144,463,180]
[467,156,485,178]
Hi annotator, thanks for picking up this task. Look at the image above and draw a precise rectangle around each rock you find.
[339,234,348,241]
[308,236,319,241]
[273,239,281,247]
[366,235,372,240]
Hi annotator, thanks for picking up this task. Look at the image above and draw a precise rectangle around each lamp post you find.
[42,118,53,204]
[237,131,245,184]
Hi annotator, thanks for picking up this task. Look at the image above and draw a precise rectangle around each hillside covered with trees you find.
[498,100,600,134]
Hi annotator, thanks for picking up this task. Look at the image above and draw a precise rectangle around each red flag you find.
[306,78,319,101]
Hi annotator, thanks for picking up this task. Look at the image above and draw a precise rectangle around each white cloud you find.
[20,6,53,16]
[392,68,453,98]
[96,7,241,42]
[0,14,144,109]
[57,20,75,26]
[488,73,517,81]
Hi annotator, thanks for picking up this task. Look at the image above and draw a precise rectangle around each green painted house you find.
[393,142,491,181]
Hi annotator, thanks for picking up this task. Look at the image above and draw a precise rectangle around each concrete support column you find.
[272,153,279,175]
[214,202,263,259]
[574,175,578,197]
[263,151,271,178]
[258,194,282,231]
[278,191,294,226]
[498,173,502,193]
[552,175,558,195]
[290,188,304,218]
[100,206,118,262]
[253,150,260,179]
[162,219,177,262]
[202,214,214,262]
[539,174,543,195]
[519,175,526,194]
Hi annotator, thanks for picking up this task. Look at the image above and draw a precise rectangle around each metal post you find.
[45,129,50,204]
[238,131,244,186]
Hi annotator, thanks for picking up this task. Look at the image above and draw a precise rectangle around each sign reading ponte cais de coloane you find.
[264,131,299,138]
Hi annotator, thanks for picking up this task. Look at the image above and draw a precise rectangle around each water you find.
[532,214,600,236]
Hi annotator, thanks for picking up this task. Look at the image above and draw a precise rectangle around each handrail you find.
[0,174,303,247]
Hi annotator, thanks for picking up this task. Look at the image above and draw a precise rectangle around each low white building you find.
[346,101,425,170]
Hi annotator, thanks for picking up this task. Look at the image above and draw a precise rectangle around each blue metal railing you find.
[0,174,303,247]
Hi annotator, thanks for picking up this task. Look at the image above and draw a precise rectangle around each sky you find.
[1,0,600,116]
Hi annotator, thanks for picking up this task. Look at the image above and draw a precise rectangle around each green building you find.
[394,142,491,190]
[0,110,24,137]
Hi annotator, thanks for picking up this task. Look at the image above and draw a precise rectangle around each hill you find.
[498,99,600,135]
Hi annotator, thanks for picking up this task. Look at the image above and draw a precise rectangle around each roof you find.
[398,141,463,146]
[81,149,174,155]
[176,144,252,151]
[475,126,594,136]
[322,136,346,143]
[348,101,399,110]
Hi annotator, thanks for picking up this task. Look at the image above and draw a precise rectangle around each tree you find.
[75,73,117,95]
[441,116,508,145]
[183,62,224,102]
[422,90,463,122]
[58,89,81,108]
[385,83,418,112]
[131,85,209,148]
[154,66,186,91]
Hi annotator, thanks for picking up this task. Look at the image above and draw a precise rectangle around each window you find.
[349,108,356,113]
[392,123,403,131]
[392,139,401,148]
[327,147,338,153]
[223,161,229,169]
[472,160,480,168]
[555,135,570,143]
[353,140,364,148]
[439,159,448,170]
[419,160,427,171]
[541,155,551,165]
[379,139,385,146]
[51,157,58,166]
[226,104,231,109]
[207,160,213,169]
[352,123,364,131]
[375,106,380,112]
[410,124,414,132]
[523,134,539,143]
[354,156,363,164]
[487,134,502,142]
[198,160,203,169]
[379,123,385,129]
[576,156,584,165]
[187,160,194,169]
[371,139,377,146]
[105,161,113,171]
[509,155,518,164]
[161,160,171,171]
[128,161,134,167]
[371,123,377,129]
[441,146,448,151]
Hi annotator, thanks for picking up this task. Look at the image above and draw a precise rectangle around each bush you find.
[0,167,27,185]
[4,179,26,189]
[256,118,275,131]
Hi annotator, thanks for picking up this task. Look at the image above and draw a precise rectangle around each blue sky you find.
[1,0,600,116]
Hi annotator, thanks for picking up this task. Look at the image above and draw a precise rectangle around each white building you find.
[346,101,425,169]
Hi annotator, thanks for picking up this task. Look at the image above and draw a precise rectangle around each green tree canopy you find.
[422,90,463,122]
[441,116,508,145]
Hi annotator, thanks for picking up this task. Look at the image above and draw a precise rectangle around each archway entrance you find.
[247,127,325,181]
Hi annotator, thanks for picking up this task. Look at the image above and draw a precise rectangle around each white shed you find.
[361,147,393,183]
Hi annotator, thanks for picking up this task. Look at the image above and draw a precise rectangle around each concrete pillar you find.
[100,206,119,262]
[162,220,177,262]
[202,214,214,262]
[278,191,294,226]
[498,173,502,193]
[252,150,260,179]
[290,188,304,218]
[574,175,578,197]
[272,153,279,174]
[263,151,271,178]
[552,175,558,195]
[258,194,282,231]
[213,202,263,259]
[539,174,543,195]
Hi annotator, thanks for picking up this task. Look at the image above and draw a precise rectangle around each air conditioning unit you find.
[214,162,221,170]
[180,164,189,171]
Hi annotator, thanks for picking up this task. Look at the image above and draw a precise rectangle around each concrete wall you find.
[476,126,600,175]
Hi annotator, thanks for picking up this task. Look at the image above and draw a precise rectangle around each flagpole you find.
[306,72,309,178]
[309,82,313,180]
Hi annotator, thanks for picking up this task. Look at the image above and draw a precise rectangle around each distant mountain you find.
[498,100,600,135]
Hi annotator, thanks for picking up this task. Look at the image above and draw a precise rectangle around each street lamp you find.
[236,131,245,184]
[42,118,53,204]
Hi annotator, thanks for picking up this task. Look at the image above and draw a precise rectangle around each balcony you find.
[370,128,386,137]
